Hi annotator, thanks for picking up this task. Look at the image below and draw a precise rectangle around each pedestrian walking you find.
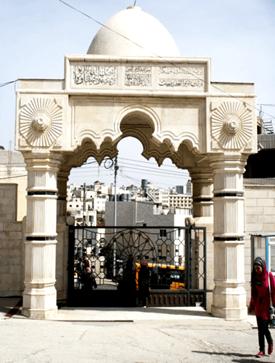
[249,256,275,358]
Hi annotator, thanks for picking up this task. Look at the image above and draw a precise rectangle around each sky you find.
[0,0,275,187]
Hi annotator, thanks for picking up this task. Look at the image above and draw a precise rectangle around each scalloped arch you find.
[64,137,118,169]
[77,128,120,150]
[67,103,201,169]
[155,130,199,153]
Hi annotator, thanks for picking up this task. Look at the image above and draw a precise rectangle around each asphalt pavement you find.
[0,298,274,363]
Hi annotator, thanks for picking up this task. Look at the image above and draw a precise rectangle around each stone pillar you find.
[210,153,247,320]
[57,170,69,222]
[56,170,70,302]
[190,167,213,219]
[190,166,214,311]
[22,152,62,319]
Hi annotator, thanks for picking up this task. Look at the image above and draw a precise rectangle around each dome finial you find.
[127,0,137,9]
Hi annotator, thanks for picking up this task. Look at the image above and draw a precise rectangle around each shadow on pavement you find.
[59,306,212,317]
[0,297,22,318]
[141,306,210,316]
[232,360,267,363]
[193,350,268,362]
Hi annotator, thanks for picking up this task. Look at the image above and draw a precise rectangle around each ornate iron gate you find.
[67,225,206,307]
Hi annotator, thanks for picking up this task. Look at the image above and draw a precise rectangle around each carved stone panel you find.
[68,58,208,92]
[19,97,63,148]
[210,101,253,150]
[72,65,118,87]
[124,66,152,87]
[158,65,204,90]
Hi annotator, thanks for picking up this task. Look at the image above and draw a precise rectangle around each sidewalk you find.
[0,298,272,363]
[0,296,256,324]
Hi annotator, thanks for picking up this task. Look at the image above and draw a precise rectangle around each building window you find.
[160,229,167,237]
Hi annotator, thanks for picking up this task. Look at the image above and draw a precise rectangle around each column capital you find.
[22,151,64,173]
[189,167,213,183]
[209,153,248,174]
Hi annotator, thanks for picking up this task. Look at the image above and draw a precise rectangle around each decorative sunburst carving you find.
[211,101,252,150]
[19,98,62,147]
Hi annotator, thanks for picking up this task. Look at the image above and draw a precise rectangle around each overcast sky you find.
[1,0,274,187]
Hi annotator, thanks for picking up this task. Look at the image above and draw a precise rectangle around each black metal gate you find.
[67,225,206,307]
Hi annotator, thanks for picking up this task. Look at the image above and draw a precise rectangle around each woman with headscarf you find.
[249,256,275,358]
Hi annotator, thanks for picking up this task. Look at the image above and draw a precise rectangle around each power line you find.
[57,0,275,123]
[119,170,187,187]
[79,156,188,175]
[84,156,184,169]
[119,157,182,169]
[0,80,17,88]
[1,3,273,133]
[70,168,186,178]
[0,173,27,180]
[70,162,187,177]
[58,0,148,53]
[119,163,187,176]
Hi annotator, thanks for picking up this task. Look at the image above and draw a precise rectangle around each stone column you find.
[57,170,69,222]
[22,152,62,319]
[190,166,213,219]
[56,170,70,302]
[189,165,214,311]
[210,153,247,320]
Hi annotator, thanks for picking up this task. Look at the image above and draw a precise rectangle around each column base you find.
[22,307,57,320]
[23,286,57,320]
[211,305,247,320]
[211,284,247,320]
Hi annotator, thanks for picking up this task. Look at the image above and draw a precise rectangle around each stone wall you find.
[244,179,275,303]
[0,184,24,296]
[0,150,27,221]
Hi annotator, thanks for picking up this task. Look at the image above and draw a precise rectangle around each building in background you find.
[67,178,192,226]
[0,148,27,221]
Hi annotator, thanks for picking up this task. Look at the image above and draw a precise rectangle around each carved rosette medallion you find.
[19,98,62,147]
[211,101,252,150]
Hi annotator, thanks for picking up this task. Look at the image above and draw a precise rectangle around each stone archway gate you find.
[16,55,257,319]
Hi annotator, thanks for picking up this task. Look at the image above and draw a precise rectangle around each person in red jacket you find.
[249,256,275,358]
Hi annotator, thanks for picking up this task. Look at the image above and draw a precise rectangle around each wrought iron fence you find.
[68,225,206,307]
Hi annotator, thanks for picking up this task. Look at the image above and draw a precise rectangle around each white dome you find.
[87,6,180,57]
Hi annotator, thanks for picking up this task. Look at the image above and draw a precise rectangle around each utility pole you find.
[113,156,119,228]
[104,156,119,277]
[104,156,119,227]
[82,182,86,226]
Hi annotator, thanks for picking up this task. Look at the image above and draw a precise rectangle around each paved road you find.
[0,302,274,363]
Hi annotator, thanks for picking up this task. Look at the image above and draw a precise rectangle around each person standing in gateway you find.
[138,259,150,307]
[249,257,275,358]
